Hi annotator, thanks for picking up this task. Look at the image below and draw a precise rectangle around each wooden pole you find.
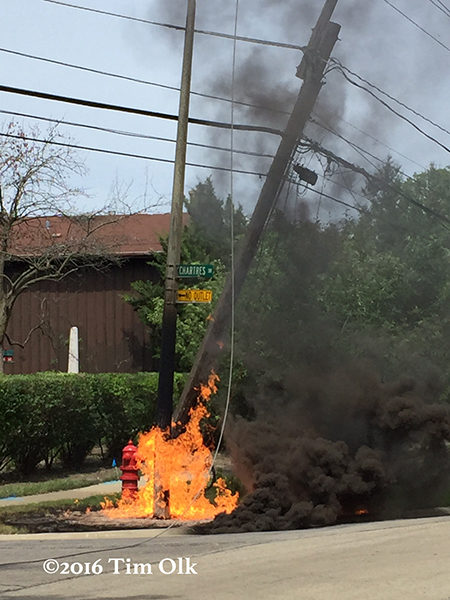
[174,1,341,425]
[156,0,196,429]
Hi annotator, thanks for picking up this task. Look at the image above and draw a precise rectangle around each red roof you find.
[9,213,189,257]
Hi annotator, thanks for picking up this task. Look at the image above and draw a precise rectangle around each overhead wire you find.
[212,0,239,470]
[0,108,275,160]
[0,46,290,116]
[334,68,450,154]
[332,167,367,209]
[299,136,450,228]
[331,59,450,138]
[314,156,332,221]
[302,170,433,240]
[310,117,383,171]
[309,116,413,177]
[381,0,450,52]
[0,84,283,137]
[0,131,268,178]
[314,112,427,171]
[435,0,450,14]
[426,0,450,18]
[297,182,363,214]
[41,0,305,51]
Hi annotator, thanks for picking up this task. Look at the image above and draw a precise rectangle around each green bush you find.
[93,372,186,463]
[0,372,186,475]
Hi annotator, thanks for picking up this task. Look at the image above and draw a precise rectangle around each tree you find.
[321,162,450,328]
[126,177,247,371]
[318,161,450,394]
[221,160,450,415]
[184,177,247,267]
[0,121,124,372]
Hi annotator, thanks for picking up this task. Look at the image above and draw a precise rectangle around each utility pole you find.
[156,0,196,429]
[174,0,340,425]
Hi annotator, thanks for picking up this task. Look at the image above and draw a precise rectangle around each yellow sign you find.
[177,289,212,304]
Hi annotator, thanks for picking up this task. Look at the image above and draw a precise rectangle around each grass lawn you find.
[0,493,120,534]
[0,468,119,499]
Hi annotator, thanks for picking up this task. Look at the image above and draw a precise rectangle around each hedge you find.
[0,372,186,475]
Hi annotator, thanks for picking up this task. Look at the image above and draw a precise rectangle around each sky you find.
[1,0,449,220]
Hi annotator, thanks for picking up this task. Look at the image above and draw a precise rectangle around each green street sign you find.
[177,264,214,278]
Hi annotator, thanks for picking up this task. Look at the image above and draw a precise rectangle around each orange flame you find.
[355,508,369,516]
[102,371,238,520]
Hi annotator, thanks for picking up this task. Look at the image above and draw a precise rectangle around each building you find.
[4,213,179,373]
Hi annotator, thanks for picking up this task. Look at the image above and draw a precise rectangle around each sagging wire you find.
[315,155,335,222]
[211,0,240,467]
[296,137,450,230]
[330,59,450,138]
[334,67,450,155]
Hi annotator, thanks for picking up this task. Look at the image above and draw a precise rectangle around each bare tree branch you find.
[0,120,135,371]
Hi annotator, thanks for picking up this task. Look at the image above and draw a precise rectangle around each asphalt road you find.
[0,517,449,600]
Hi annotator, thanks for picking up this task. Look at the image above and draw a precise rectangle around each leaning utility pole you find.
[156,0,196,429]
[174,0,340,425]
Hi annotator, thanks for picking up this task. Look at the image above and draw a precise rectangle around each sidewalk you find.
[0,480,122,507]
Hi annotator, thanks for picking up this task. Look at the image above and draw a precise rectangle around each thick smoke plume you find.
[200,364,450,533]
[141,2,450,532]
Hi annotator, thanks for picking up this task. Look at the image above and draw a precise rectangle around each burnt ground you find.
[3,506,450,535]
[1,508,212,534]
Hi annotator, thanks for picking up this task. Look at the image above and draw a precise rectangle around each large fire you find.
[102,372,239,521]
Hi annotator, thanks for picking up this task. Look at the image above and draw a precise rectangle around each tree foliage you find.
[233,161,450,406]
[128,163,449,408]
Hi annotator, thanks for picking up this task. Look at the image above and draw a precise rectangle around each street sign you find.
[177,264,214,278]
[176,289,213,303]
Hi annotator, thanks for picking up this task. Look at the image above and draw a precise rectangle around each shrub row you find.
[0,372,185,474]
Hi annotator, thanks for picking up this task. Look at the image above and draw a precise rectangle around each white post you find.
[68,326,79,373]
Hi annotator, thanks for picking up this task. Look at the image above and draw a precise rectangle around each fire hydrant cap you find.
[123,440,137,453]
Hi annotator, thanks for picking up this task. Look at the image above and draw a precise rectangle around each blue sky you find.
[1,0,449,219]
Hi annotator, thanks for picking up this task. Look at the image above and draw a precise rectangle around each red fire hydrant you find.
[120,439,139,499]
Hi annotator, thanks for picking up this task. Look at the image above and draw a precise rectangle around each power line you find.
[435,0,450,15]
[41,0,305,51]
[313,169,437,239]
[300,137,450,228]
[0,131,268,178]
[0,108,275,160]
[381,0,450,52]
[296,181,364,214]
[0,47,289,116]
[331,59,450,138]
[426,0,450,18]
[335,69,450,154]
[315,112,426,171]
[213,0,239,490]
[309,116,414,178]
[310,117,387,171]
[0,84,283,137]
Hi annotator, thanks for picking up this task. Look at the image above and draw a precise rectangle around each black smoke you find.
[199,363,450,533]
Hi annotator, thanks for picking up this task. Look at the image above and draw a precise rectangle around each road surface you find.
[0,516,449,599]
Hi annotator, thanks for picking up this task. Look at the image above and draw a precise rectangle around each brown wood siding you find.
[4,258,156,373]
